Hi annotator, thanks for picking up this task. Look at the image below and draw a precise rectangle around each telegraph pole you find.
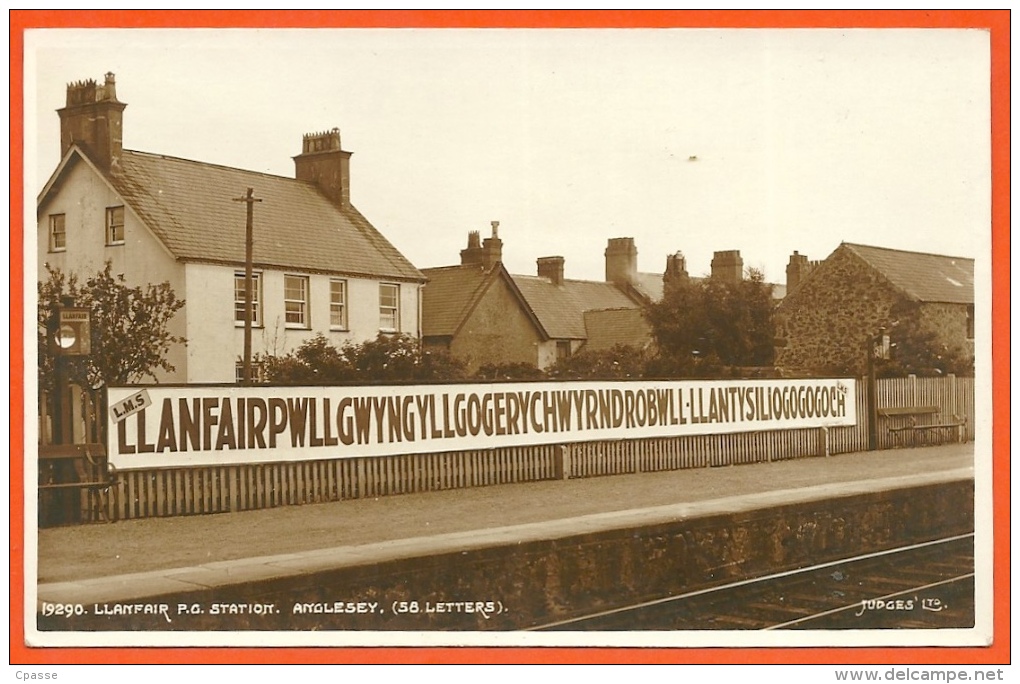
[234,188,262,385]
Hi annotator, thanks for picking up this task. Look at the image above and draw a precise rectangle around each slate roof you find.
[581,308,653,352]
[420,264,644,342]
[50,147,423,281]
[511,275,641,340]
[844,243,974,304]
[630,272,665,302]
[420,264,493,337]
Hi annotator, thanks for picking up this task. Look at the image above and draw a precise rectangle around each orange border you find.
[10,10,1009,666]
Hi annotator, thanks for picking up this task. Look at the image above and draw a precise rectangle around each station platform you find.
[35,443,974,612]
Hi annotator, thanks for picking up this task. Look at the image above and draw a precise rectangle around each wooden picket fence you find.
[38,376,974,524]
[110,446,562,520]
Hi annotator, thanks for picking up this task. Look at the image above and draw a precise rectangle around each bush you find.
[262,333,467,385]
[473,361,546,382]
[546,345,650,380]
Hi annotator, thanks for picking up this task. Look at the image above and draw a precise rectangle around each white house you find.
[37,73,425,384]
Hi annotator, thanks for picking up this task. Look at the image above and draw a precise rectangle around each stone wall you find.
[776,245,902,376]
[37,478,974,631]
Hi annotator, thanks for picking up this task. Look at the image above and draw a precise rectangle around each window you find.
[284,275,310,328]
[966,304,975,340]
[106,206,125,245]
[234,272,263,327]
[379,283,399,331]
[557,340,572,360]
[49,214,66,252]
[330,279,348,329]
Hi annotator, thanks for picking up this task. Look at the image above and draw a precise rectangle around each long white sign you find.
[107,379,857,470]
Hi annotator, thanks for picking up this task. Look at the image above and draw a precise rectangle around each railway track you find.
[534,534,975,631]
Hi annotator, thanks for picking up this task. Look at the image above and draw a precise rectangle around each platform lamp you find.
[48,298,92,444]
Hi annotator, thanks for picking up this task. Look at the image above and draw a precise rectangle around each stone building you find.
[38,73,424,383]
[775,243,975,376]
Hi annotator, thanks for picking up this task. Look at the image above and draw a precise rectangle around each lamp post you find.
[866,327,890,451]
[48,297,92,444]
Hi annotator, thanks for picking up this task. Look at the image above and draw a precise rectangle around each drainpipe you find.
[417,283,423,344]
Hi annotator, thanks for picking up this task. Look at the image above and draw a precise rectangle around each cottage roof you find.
[42,147,424,282]
[581,308,653,352]
[420,263,643,342]
[511,275,642,340]
[844,243,974,304]
[420,264,495,337]
[629,272,665,302]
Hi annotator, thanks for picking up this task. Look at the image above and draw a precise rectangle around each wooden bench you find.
[879,406,967,447]
[38,443,119,523]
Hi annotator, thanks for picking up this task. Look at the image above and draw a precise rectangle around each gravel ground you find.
[35,444,973,583]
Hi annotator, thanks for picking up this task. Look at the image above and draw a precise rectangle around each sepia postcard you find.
[13,11,1008,665]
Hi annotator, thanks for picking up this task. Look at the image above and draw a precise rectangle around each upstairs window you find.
[557,340,572,360]
[106,206,125,245]
[330,279,348,330]
[379,283,399,332]
[234,272,263,327]
[966,304,975,340]
[49,214,66,252]
[284,275,310,328]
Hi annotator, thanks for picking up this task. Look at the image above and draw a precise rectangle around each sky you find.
[26,27,990,285]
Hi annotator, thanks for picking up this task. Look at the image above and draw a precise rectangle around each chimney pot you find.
[461,225,502,268]
[605,237,638,285]
[537,256,565,286]
[711,250,744,283]
[294,128,351,207]
[664,251,688,288]
[786,250,813,293]
[58,71,126,170]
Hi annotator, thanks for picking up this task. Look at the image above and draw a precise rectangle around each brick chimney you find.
[663,251,688,289]
[482,220,503,266]
[460,221,502,269]
[294,128,351,208]
[711,250,743,283]
[605,237,638,286]
[786,250,811,293]
[58,72,126,171]
[537,256,565,285]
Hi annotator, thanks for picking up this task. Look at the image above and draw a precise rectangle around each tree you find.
[38,262,186,391]
[876,300,974,378]
[644,268,776,377]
